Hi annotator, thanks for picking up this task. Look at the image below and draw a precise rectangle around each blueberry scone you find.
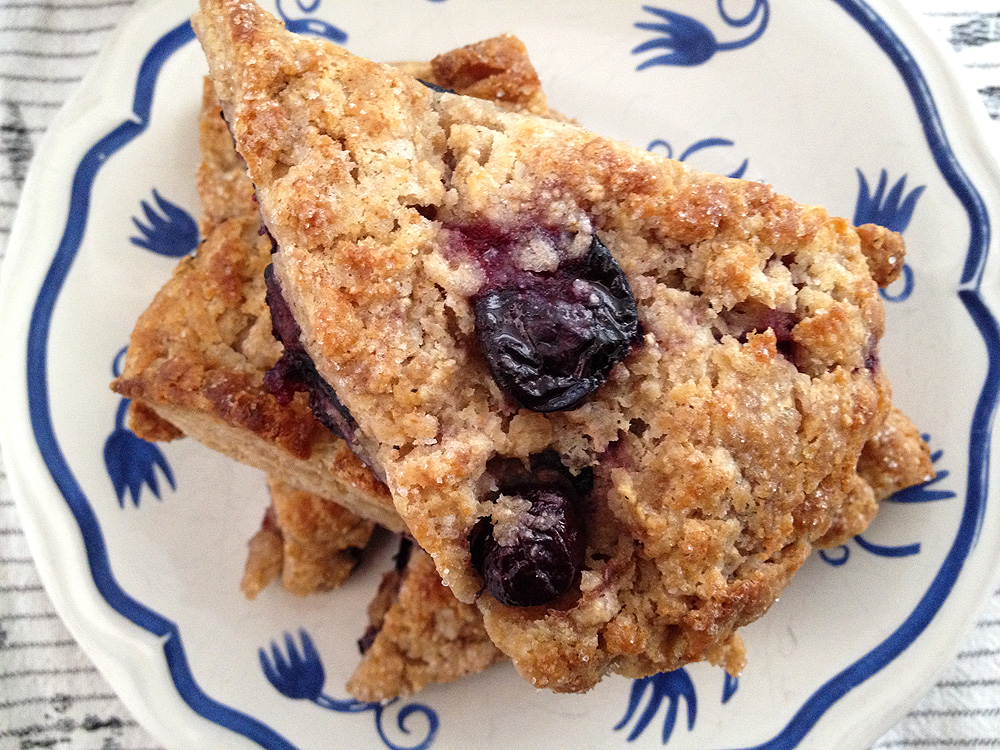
[113,34,556,532]
[194,0,929,692]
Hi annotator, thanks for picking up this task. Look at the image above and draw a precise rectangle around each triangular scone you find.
[115,34,559,533]
[349,542,504,701]
[242,477,376,598]
[194,0,918,691]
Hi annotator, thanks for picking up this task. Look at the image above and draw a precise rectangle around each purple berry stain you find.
[263,265,377,473]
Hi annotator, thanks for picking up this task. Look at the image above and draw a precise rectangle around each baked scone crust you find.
[242,476,376,597]
[114,35,560,532]
[348,545,504,701]
[192,0,930,692]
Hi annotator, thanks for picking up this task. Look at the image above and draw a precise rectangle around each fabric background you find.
[0,1,998,748]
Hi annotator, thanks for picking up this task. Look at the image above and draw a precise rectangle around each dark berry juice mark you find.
[417,79,457,95]
[263,265,380,474]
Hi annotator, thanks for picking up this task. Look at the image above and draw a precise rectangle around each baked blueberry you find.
[474,235,640,412]
[470,461,586,607]
[263,264,374,471]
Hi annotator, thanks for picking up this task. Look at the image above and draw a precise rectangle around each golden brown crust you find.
[112,81,398,526]
[192,0,925,692]
[242,477,376,597]
[858,405,935,500]
[347,547,504,701]
[127,400,183,442]
[110,207,402,525]
[113,37,563,534]
[241,516,284,598]
[430,35,549,116]
[196,77,257,233]
[856,223,906,288]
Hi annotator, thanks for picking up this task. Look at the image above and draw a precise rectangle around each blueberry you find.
[417,79,456,94]
[474,235,640,412]
[263,264,377,474]
[470,468,586,608]
[264,263,301,347]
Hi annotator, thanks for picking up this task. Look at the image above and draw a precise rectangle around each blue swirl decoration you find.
[854,169,926,302]
[633,1,770,69]
[275,0,347,43]
[129,189,198,257]
[103,346,175,508]
[260,630,439,750]
[820,434,956,567]
[648,137,749,178]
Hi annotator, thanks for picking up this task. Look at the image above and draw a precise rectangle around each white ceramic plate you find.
[2,1,999,748]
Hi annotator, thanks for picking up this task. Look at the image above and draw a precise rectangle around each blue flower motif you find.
[820,434,954,566]
[722,672,739,704]
[853,169,925,303]
[276,0,348,43]
[853,169,925,233]
[260,629,439,750]
[103,347,175,508]
[648,137,749,178]
[129,189,198,257]
[888,439,956,505]
[633,1,769,70]
[615,668,697,744]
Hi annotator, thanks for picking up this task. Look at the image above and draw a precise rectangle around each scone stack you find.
[113,0,935,699]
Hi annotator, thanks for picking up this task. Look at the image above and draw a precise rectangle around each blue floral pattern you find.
[103,347,175,507]
[616,668,737,744]
[820,435,955,566]
[260,629,439,750]
[853,169,925,303]
[616,669,697,744]
[648,137,749,178]
[129,189,198,257]
[633,1,770,69]
[722,673,739,704]
[854,169,925,233]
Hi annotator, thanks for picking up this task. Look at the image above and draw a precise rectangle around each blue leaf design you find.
[129,189,198,257]
[104,350,176,508]
[615,668,697,744]
[853,169,926,233]
[634,7,719,68]
[260,629,329,701]
[276,0,348,43]
[260,629,439,750]
[722,672,739,704]
[888,469,955,503]
[634,2,769,69]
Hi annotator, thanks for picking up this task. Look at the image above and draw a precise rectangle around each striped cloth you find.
[0,1,998,748]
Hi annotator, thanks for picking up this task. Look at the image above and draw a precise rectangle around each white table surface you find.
[0,1,998,748]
